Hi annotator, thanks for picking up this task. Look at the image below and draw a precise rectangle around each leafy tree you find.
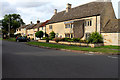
[49,31,55,39]
[35,31,44,39]
[2,14,25,35]
[88,32,103,44]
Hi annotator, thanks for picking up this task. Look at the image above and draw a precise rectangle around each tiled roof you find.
[103,19,120,33]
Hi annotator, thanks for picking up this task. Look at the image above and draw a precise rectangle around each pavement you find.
[2,40,119,78]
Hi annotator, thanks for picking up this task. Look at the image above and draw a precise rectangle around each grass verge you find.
[0,38,2,40]
[27,42,119,54]
[3,38,16,42]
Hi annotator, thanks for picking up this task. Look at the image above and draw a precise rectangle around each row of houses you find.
[16,1,120,46]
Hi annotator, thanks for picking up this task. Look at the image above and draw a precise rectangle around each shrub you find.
[88,32,103,44]
[73,38,80,42]
[45,32,49,37]
[54,38,61,43]
[67,39,74,42]
[46,38,49,43]
[35,31,44,39]
[61,38,71,41]
[42,37,47,40]
[80,40,87,43]
[49,31,55,39]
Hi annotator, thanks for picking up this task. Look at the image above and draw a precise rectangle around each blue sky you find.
[0,0,119,24]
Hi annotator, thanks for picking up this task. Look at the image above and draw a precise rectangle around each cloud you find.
[0,2,18,18]
[0,0,119,24]
[16,2,49,8]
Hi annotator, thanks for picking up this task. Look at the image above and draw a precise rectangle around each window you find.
[71,24,74,28]
[85,33,90,40]
[42,27,43,30]
[71,34,73,38]
[56,33,59,37]
[85,19,92,26]
[49,25,52,29]
[90,20,92,26]
[65,24,73,28]
[65,34,70,38]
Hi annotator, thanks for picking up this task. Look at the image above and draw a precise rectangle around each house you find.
[16,20,50,40]
[46,1,120,45]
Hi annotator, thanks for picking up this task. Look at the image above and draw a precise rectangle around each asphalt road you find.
[2,41,119,78]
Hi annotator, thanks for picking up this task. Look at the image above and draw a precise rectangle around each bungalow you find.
[46,1,120,46]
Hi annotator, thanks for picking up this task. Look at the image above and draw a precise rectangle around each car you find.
[16,36,30,42]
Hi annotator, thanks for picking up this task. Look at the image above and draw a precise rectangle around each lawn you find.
[97,45,120,49]
[4,38,16,42]
[27,42,119,54]
[0,38,2,40]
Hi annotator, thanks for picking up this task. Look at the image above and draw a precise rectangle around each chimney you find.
[37,20,40,23]
[30,21,33,24]
[54,9,57,15]
[66,3,72,12]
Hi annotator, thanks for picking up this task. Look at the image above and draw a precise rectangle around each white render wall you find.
[101,33,120,46]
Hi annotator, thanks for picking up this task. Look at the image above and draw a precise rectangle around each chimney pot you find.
[30,21,32,24]
[37,20,40,23]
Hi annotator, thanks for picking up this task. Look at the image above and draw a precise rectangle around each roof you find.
[33,23,43,29]
[33,20,50,29]
[26,24,37,29]
[103,19,120,33]
[48,2,111,24]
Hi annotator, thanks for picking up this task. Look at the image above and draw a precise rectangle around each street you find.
[2,41,118,78]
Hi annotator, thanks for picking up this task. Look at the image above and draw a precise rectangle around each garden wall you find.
[101,33,120,46]
[38,40,103,48]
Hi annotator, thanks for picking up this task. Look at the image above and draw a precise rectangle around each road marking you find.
[108,56,118,59]
[85,53,94,55]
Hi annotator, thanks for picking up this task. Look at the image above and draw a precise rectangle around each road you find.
[2,41,118,78]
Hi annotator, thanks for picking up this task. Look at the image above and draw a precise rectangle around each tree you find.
[2,14,25,35]
[88,32,103,44]
[49,31,55,39]
[35,31,44,39]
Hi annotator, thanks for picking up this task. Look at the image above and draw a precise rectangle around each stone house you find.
[16,20,49,39]
[46,2,120,45]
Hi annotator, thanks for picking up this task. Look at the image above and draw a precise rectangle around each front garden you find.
[36,31,104,48]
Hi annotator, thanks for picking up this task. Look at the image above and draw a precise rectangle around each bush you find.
[80,40,87,43]
[46,38,49,43]
[45,32,49,37]
[42,37,47,40]
[54,38,61,43]
[49,31,55,39]
[61,38,71,41]
[88,32,103,44]
[35,31,44,39]
[73,38,80,42]
[67,39,74,42]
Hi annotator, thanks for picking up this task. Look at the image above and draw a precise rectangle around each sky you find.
[0,0,120,24]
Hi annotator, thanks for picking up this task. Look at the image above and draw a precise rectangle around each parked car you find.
[16,36,30,42]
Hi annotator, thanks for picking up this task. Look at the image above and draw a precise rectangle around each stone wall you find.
[101,33,120,46]
[73,20,84,38]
